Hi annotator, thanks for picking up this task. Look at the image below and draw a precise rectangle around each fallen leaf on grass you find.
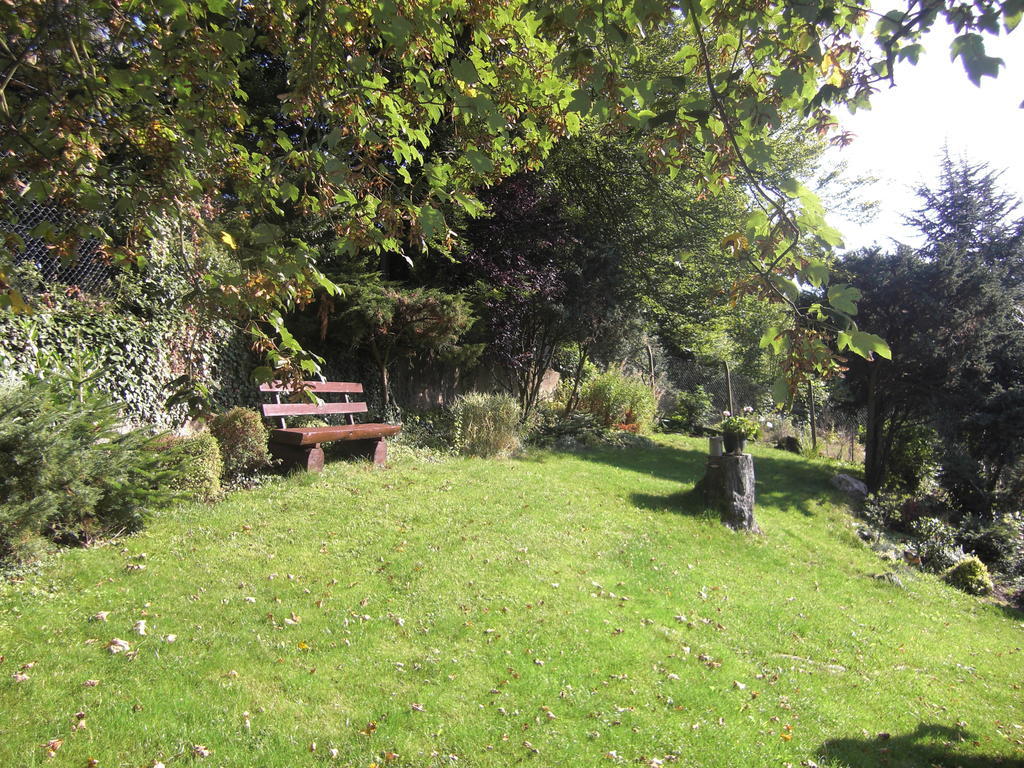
[192,744,211,757]
[42,738,63,758]
[83,680,99,687]
[134,620,147,636]
[12,672,29,682]
[360,722,377,736]
[107,638,130,654]
[90,612,110,622]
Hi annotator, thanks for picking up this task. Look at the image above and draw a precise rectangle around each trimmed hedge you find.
[166,433,223,502]
[210,407,272,480]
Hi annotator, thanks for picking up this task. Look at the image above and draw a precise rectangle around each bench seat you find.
[269,423,401,447]
[259,380,400,471]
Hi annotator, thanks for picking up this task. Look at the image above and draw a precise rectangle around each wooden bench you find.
[259,381,401,472]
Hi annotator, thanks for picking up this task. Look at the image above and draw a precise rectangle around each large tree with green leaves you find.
[2,0,1019,385]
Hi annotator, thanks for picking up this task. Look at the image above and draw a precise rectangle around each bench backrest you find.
[259,381,367,429]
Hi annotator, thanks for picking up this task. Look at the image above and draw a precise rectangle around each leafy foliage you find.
[717,410,762,440]
[329,284,476,415]
[0,283,255,426]
[578,370,656,432]
[209,408,272,482]
[3,0,1016,384]
[663,386,715,434]
[908,517,964,573]
[0,378,180,560]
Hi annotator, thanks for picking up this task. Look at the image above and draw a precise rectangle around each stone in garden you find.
[775,435,802,454]
[831,473,867,500]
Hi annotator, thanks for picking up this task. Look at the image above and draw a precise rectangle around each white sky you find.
[825,27,1024,251]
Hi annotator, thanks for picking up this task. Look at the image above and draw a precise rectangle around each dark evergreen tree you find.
[840,156,1024,513]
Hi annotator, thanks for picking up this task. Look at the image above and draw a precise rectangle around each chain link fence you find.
[670,360,864,463]
[2,201,114,294]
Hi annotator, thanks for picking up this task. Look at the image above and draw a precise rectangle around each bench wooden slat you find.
[269,424,401,446]
[261,402,368,418]
[259,381,364,394]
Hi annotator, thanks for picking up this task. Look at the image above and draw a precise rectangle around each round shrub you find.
[166,433,223,502]
[452,392,522,457]
[579,370,656,431]
[943,556,994,596]
[210,407,271,480]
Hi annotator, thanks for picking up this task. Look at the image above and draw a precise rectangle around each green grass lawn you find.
[2,436,1022,768]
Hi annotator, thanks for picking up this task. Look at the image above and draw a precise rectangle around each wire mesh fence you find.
[670,360,864,463]
[2,201,115,294]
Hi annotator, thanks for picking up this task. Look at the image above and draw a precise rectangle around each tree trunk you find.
[807,381,817,452]
[645,336,657,396]
[724,361,735,415]
[701,454,759,533]
[369,340,392,415]
[563,342,589,418]
[864,364,885,493]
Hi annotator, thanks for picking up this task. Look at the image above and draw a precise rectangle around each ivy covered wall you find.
[0,299,256,426]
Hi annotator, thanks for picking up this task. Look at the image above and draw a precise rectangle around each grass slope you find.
[1,436,1022,768]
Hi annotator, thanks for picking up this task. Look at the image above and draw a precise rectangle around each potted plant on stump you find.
[717,408,760,454]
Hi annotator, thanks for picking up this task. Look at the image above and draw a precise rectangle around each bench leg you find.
[270,442,325,473]
[333,438,389,466]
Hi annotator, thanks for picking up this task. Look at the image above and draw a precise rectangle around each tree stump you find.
[700,453,760,533]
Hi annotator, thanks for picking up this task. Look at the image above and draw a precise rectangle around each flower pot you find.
[723,433,746,454]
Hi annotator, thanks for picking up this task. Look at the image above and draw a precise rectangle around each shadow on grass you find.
[545,440,843,517]
[818,723,1024,767]
[631,487,713,519]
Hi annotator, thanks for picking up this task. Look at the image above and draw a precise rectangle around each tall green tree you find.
[2,0,1019,382]
[840,155,1024,500]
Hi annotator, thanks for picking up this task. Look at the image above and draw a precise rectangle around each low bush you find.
[452,392,522,457]
[210,407,271,481]
[943,556,994,595]
[397,409,458,453]
[909,516,965,572]
[662,386,714,434]
[578,370,656,431]
[0,377,181,560]
[529,409,608,449]
[164,433,223,502]
[959,513,1024,576]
